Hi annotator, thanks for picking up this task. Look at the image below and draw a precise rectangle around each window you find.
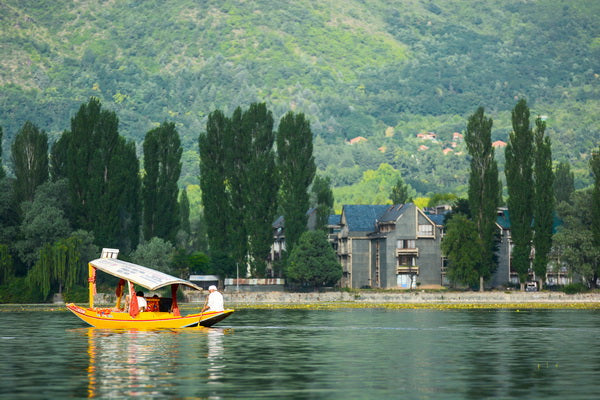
[398,255,416,266]
[397,239,416,249]
[418,224,433,236]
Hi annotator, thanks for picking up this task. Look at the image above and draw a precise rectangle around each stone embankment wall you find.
[187,290,600,305]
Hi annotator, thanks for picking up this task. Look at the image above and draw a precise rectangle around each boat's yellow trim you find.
[67,303,234,329]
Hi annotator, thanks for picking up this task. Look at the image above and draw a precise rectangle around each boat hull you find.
[66,303,234,329]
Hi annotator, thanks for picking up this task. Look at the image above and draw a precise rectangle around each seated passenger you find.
[136,291,147,312]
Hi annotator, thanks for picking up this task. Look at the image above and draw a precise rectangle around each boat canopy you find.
[89,257,202,291]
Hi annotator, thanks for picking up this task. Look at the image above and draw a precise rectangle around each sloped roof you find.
[497,208,563,233]
[328,214,341,226]
[427,214,446,226]
[343,204,390,232]
[378,204,407,223]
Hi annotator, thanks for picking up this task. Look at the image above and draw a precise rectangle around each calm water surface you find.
[1,307,599,399]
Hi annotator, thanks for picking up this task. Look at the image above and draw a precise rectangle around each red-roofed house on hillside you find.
[349,136,367,145]
[452,132,463,141]
[417,132,437,140]
[492,140,507,148]
[442,148,453,155]
[418,145,429,151]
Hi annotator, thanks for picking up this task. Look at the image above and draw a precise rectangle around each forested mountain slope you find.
[1,0,598,198]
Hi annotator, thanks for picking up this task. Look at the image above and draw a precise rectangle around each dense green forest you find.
[1,0,599,209]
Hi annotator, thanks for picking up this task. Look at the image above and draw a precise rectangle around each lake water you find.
[1,307,599,399]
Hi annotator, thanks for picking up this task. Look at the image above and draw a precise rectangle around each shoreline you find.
[220,290,600,308]
[3,290,600,311]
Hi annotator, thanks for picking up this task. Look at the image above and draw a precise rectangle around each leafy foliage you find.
[465,107,499,286]
[505,99,534,285]
[286,230,342,288]
[0,1,598,194]
[553,162,574,205]
[553,189,600,288]
[532,118,554,282]
[130,237,175,275]
[11,121,49,205]
[441,214,483,288]
[277,111,316,254]
[142,121,182,243]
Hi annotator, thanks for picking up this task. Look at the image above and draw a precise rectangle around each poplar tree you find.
[591,149,600,247]
[532,118,554,286]
[464,107,500,291]
[54,98,140,251]
[11,121,49,205]
[311,175,334,230]
[277,111,316,255]
[554,161,575,205]
[242,103,278,277]
[199,110,234,258]
[179,188,191,236]
[505,99,534,289]
[226,107,250,268]
[142,122,182,243]
[0,126,5,179]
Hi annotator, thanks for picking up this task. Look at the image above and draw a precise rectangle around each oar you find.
[198,295,208,328]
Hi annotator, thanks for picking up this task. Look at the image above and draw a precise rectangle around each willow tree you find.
[533,117,554,287]
[464,107,500,291]
[142,122,182,244]
[11,121,49,205]
[505,99,534,289]
[277,111,316,255]
[26,234,90,300]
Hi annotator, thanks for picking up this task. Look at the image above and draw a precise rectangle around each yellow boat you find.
[66,249,234,329]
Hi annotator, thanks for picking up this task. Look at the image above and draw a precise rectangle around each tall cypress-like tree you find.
[179,189,191,236]
[0,126,5,179]
[199,110,234,259]
[553,161,575,205]
[227,107,250,269]
[142,122,182,244]
[591,149,600,247]
[54,98,140,251]
[277,111,316,255]
[242,103,278,277]
[505,99,534,289]
[464,107,500,291]
[532,118,554,286]
[11,121,49,205]
[311,175,334,231]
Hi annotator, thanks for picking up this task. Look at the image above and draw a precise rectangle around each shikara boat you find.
[66,249,234,329]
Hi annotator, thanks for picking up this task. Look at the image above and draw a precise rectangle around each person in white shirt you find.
[201,285,224,312]
[136,291,147,312]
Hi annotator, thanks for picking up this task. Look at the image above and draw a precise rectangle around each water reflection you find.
[82,327,227,398]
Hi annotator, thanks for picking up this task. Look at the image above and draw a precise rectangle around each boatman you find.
[201,285,224,312]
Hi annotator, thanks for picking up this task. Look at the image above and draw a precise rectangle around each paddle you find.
[198,295,208,328]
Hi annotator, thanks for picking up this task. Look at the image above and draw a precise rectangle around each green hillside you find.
[1,0,599,201]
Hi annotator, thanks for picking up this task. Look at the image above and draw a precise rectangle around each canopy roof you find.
[90,258,202,291]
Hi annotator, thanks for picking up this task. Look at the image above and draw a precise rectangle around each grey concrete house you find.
[336,203,444,289]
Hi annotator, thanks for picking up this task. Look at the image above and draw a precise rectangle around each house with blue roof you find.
[335,203,444,289]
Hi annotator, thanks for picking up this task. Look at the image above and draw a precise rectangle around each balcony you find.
[397,266,419,274]
[396,247,419,257]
